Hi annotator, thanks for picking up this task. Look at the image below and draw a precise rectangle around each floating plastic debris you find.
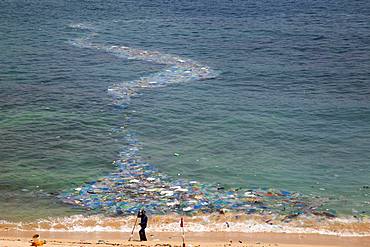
[60,133,334,218]
[68,23,217,107]
[61,23,343,220]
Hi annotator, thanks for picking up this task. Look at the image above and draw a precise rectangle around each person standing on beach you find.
[137,209,148,241]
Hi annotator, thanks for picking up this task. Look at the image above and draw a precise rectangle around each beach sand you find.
[1,230,369,247]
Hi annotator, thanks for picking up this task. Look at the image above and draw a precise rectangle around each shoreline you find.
[1,230,370,247]
[1,213,370,246]
[1,213,369,237]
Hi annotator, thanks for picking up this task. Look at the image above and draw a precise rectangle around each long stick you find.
[128,216,138,241]
[181,217,185,247]
[182,226,185,247]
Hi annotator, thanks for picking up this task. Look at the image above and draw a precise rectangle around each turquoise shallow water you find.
[0,0,370,221]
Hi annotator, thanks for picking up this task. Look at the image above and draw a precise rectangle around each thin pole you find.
[181,217,185,247]
[128,216,138,241]
[182,227,185,247]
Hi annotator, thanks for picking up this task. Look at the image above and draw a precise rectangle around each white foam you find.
[4,214,369,237]
[68,23,96,31]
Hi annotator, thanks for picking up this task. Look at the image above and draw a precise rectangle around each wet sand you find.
[1,230,369,247]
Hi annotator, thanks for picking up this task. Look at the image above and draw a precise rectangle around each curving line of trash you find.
[61,23,334,220]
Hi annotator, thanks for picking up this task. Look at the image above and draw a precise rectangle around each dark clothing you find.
[137,212,148,241]
[139,214,148,228]
[139,227,147,241]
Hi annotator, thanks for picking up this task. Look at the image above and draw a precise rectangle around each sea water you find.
[0,0,369,228]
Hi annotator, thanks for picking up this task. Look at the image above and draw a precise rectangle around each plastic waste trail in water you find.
[62,23,333,219]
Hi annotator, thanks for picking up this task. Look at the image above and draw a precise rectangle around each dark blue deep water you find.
[0,0,369,221]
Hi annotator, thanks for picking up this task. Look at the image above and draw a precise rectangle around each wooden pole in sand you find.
[180,217,185,247]
[128,216,138,241]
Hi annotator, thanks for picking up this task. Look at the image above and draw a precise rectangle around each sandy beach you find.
[1,230,370,247]
[1,1,370,247]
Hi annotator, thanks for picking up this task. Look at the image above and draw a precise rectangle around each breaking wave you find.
[2,214,369,237]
